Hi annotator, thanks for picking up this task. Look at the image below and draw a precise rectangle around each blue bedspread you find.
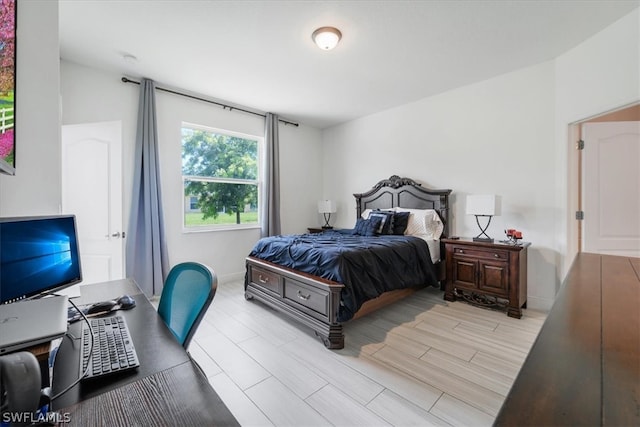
[248,230,439,321]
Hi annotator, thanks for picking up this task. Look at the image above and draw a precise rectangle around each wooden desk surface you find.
[52,279,239,426]
[494,253,640,426]
[61,361,238,426]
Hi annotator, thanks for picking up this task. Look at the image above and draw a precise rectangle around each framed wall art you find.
[0,0,15,175]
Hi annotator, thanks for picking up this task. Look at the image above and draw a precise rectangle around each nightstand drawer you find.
[248,266,281,295]
[452,246,509,261]
[283,278,329,316]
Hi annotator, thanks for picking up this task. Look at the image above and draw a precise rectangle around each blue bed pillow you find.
[392,211,411,235]
[353,216,383,236]
[369,210,395,235]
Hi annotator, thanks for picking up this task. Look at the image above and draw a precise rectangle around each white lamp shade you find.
[318,200,336,214]
[312,27,342,50]
[466,195,498,216]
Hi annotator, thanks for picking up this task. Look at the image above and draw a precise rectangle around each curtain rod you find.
[121,77,299,127]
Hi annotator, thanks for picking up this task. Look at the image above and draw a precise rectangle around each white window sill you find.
[182,225,261,234]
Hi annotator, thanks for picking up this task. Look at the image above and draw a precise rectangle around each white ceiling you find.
[59,0,639,129]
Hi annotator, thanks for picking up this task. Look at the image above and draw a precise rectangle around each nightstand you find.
[442,238,530,318]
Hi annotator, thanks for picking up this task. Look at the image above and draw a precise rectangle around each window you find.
[181,123,261,230]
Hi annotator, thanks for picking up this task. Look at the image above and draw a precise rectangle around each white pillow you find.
[395,208,444,239]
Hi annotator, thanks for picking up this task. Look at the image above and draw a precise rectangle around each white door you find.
[582,121,640,257]
[62,121,124,284]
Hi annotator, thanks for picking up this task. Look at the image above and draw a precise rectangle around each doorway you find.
[61,121,124,284]
[573,104,640,257]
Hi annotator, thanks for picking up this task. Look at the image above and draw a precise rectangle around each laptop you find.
[0,295,69,354]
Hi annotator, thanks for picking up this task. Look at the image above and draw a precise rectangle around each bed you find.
[244,175,452,348]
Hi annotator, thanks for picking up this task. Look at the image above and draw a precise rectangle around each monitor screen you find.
[0,215,83,304]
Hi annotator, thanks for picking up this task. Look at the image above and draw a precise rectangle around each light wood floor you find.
[189,281,547,427]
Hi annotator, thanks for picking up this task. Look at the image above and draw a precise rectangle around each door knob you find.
[106,231,123,238]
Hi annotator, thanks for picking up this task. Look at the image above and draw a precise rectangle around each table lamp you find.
[317,200,336,229]
[466,194,499,242]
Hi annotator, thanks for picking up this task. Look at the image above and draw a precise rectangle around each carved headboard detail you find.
[353,175,452,237]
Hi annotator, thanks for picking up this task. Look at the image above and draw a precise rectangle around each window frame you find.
[181,122,263,233]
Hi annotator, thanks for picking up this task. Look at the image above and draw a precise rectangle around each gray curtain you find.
[261,113,281,237]
[126,78,169,296]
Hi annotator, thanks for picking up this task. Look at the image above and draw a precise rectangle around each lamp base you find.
[473,215,494,243]
[322,212,333,229]
[473,237,494,243]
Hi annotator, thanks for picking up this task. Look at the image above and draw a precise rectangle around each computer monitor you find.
[0,215,83,304]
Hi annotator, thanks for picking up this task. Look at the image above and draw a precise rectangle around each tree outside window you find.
[182,124,261,229]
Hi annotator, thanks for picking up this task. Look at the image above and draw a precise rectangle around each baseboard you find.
[526,295,553,312]
[218,271,245,285]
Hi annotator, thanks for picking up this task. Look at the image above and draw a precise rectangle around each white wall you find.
[323,62,557,310]
[554,8,640,279]
[0,0,60,216]
[321,7,640,311]
[60,61,323,282]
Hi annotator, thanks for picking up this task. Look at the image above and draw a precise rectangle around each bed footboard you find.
[244,257,345,349]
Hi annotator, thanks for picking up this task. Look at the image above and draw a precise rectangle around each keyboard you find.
[80,315,140,380]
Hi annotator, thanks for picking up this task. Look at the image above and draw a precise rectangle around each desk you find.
[494,254,639,426]
[52,279,238,426]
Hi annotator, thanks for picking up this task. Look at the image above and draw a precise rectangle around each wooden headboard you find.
[353,175,452,237]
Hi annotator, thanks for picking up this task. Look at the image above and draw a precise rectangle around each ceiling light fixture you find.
[312,26,342,50]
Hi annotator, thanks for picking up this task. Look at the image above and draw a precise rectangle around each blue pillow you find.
[369,211,394,235]
[392,211,410,235]
[353,217,383,236]
[353,218,367,235]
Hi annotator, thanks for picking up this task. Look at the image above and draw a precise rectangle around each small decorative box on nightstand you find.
[442,238,530,318]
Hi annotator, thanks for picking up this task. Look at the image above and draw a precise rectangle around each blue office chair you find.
[157,262,217,349]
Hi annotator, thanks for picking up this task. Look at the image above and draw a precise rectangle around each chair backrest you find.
[157,262,217,349]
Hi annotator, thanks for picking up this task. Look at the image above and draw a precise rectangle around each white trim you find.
[182,121,261,142]
[182,224,261,234]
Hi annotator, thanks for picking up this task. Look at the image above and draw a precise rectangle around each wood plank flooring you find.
[190,281,546,426]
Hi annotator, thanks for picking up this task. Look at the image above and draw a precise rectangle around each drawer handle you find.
[258,274,269,284]
[458,249,464,254]
[494,254,500,258]
[297,290,311,301]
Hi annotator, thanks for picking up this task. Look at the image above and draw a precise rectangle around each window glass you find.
[182,124,260,229]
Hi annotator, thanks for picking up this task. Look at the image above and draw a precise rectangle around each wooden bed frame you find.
[244,175,452,349]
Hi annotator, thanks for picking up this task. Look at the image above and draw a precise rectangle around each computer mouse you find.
[86,300,117,315]
[117,295,136,310]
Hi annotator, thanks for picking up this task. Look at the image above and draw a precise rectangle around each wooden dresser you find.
[494,253,640,426]
[442,238,530,318]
